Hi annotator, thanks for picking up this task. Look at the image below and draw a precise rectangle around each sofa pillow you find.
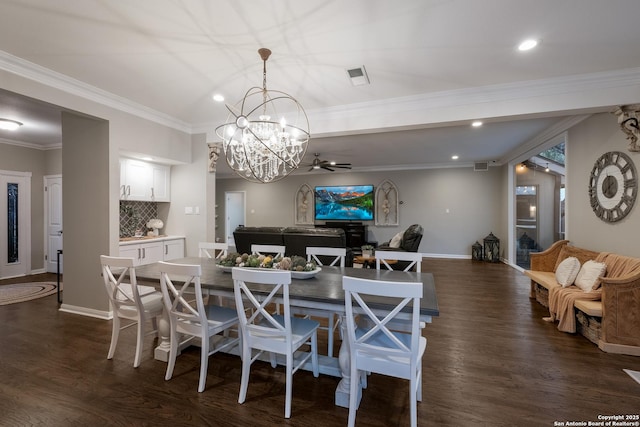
[555,257,581,287]
[575,260,607,292]
[389,232,403,248]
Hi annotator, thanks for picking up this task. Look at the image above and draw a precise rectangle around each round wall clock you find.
[588,151,637,222]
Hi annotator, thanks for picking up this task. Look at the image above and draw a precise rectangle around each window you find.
[7,182,18,263]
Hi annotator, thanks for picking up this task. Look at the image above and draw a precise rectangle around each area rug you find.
[0,282,60,306]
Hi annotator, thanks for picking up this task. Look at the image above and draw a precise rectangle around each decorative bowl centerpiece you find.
[217,253,320,279]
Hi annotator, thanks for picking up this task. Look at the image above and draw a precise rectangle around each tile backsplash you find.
[120,201,160,237]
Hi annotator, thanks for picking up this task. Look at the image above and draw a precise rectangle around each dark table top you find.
[135,257,439,318]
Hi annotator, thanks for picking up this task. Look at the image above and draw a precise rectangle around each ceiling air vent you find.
[347,66,370,86]
[474,162,489,171]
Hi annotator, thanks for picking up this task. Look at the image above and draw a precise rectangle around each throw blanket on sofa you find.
[547,286,601,333]
[546,252,640,333]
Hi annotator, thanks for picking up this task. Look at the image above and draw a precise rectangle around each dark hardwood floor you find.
[1,261,638,426]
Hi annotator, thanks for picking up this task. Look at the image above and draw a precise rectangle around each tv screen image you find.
[314,185,374,221]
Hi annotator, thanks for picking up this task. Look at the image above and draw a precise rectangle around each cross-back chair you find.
[343,275,426,427]
[232,267,319,419]
[158,261,239,392]
[295,246,347,356]
[100,255,164,368]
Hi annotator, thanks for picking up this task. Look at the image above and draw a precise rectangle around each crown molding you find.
[499,115,591,164]
[2,48,638,140]
[0,50,192,133]
[0,137,61,150]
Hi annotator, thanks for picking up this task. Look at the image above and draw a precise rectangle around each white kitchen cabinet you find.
[163,238,185,261]
[119,241,164,266]
[120,158,171,202]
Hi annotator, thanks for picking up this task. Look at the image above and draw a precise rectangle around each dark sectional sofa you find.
[233,226,353,267]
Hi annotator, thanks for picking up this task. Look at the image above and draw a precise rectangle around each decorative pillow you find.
[575,260,607,292]
[555,257,581,287]
[389,232,403,248]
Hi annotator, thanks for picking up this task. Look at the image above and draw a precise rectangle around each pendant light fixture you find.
[215,48,310,183]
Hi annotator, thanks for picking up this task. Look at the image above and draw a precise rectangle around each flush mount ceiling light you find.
[0,118,23,131]
[471,121,483,127]
[518,38,539,51]
[215,48,310,183]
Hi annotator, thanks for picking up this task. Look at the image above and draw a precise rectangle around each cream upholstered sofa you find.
[525,240,640,356]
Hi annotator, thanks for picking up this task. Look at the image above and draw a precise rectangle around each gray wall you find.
[216,166,505,257]
[566,112,640,257]
[61,111,111,313]
[162,134,210,257]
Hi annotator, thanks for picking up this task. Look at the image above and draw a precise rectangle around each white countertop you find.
[119,235,185,246]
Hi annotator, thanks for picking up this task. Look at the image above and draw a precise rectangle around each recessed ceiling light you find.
[518,39,539,51]
[451,155,459,160]
[0,118,23,131]
[471,121,483,127]
[212,94,225,102]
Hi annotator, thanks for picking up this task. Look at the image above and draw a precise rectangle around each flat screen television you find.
[314,185,374,221]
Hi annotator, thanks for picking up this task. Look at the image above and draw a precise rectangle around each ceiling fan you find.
[307,153,352,172]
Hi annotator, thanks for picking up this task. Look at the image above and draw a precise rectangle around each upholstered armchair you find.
[377,224,423,252]
[376,224,423,271]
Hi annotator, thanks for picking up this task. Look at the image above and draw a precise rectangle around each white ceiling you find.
[1,0,639,175]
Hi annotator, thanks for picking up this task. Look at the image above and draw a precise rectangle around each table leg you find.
[335,314,361,408]
[154,310,171,362]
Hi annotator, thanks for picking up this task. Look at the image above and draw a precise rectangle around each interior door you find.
[45,175,63,273]
[0,172,30,279]
[225,191,245,250]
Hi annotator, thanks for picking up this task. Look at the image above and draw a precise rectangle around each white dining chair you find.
[250,244,286,257]
[199,241,228,259]
[375,250,423,272]
[158,261,240,392]
[232,267,319,419]
[296,246,347,356]
[100,255,164,368]
[343,275,426,427]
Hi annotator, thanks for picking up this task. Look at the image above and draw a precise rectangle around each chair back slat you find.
[343,275,423,358]
[199,242,228,259]
[374,250,423,272]
[306,246,346,267]
[101,255,141,310]
[251,244,286,258]
[158,262,208,330]
[232,267,292,341]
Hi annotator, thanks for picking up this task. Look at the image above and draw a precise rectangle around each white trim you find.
[422,253,471,259]
[29,268,46,275]
[3,48,640,139]
[0,169,32,177]
[58,304,111,320]
[0,137,62,150]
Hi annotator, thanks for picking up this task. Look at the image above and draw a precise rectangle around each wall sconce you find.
[613,104,640,152]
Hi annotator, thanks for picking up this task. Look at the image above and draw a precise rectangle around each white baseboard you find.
[58,304,111,320]
[30,268,46,275]
[422,253,471,259]
[598,340,640,356]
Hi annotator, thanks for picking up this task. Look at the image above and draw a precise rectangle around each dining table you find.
[134,256,439,408]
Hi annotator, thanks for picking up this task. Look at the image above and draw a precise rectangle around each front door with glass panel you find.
[0,172,30,279]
